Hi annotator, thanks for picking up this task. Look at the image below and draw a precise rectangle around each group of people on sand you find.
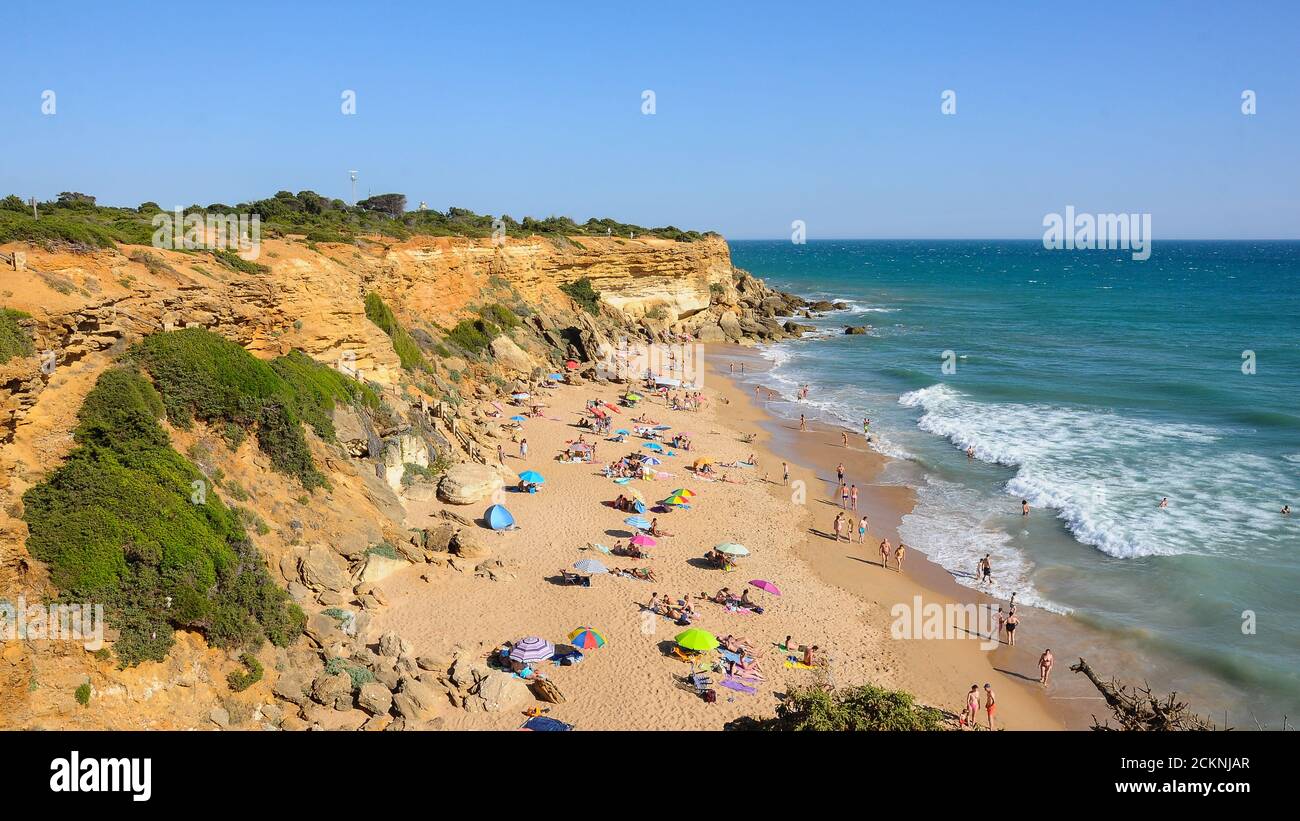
[647,592,697,625]
[708,586,761,612]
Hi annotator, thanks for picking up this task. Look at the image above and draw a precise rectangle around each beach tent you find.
[485,504,516,531]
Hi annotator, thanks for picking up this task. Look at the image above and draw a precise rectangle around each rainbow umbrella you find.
[629,534,657,548]
[662,494,691,506]
[568,627,606,649]
[675,628,719,652]
[669,488,696,498]
[510,636,556,663]
[749,579,782,596]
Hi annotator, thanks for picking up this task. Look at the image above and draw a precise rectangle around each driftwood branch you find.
[1069,657,1222,731]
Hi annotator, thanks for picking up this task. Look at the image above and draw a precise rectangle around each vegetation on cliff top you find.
[22,367,305,667]
[0,189,716,251]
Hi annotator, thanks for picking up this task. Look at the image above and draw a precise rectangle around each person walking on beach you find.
[894,542,905,571]
[740,363,745,374]
[497,443,505,465]
[962,684,980,728]
[840,483,850,509]
[836,462,845,483]
[1039,648,1054,685]
[880,538,892,569]
[1005,611,1019,646]
[799,414,807,432]
[858,515,868,544]
[978,554,993,586]
[983,683,997,729]
[520,438,529,459]
[850,484,858,511]
[782,461,789,486]
[995,606,1007,642]
[841,431,849,447]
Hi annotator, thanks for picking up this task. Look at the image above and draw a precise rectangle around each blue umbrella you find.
[615,428,630,435]
[548,374,564,381]
[624,516,651,530]
[643,442,664,452]
[510,415,527,421]
[485,504,515,530]
[518,470,546,484]
[631,499,647,514]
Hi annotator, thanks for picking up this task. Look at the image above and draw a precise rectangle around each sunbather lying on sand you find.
[721,634,754,653]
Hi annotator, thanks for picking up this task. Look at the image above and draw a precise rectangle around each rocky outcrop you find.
[436,463,504,505]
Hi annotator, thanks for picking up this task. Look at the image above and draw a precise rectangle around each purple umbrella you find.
[748,579,782,596]
[509,636,556,663]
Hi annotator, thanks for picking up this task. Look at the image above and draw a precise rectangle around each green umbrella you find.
[674,628,719,652]
[715,542,750,556]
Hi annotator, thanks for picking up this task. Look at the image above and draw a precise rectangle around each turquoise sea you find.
[728,239,1300,724]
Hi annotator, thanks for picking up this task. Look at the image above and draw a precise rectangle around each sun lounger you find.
[559,570,592,586]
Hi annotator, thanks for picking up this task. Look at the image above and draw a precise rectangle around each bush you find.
[479,303,520,330]
[22,367,304,667]
[364,293,429,371]
[75,682,92,707]
[559,277,601,315]
[212,249,270,275]
[741,683,950,731]
[400,462,437,486]
[1,308,34,363]
[324,656,374,690]
[366,543,400,560]
[0,211,117,251]
[129,328,354,488]
[227,652,264,692]
[446,318,498,354]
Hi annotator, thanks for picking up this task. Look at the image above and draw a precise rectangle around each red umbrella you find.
[748,579,782,596]
[565,360,579,370]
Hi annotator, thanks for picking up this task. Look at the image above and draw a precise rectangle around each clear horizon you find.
[4,0,1298,240]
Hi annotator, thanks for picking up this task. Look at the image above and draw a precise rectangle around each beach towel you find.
[783,660,815,670]
[720,677,757,695]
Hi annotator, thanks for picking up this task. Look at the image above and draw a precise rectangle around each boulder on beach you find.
[298,544,352,593]
[437,463,504,505]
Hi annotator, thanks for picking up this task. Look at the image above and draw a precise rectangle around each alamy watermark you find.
[1,595,105,651]
[1043,205,1151,260]
[596,337,704,388]
[891,595,1001,651]
[151,207,261,259]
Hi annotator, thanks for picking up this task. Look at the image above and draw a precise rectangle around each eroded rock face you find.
[436,463,503,505]
[299,545,352,593]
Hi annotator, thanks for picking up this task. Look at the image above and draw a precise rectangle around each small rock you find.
[356,681,394,716]
[209,706,230,728]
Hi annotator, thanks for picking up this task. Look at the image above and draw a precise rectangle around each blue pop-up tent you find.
[485,504,516,530]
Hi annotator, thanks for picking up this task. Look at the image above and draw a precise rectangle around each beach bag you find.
[703,689,717,703]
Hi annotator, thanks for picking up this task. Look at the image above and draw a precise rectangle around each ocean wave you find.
[897,383,1294,559]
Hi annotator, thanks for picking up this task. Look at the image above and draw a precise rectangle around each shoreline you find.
[703,344,1102,730]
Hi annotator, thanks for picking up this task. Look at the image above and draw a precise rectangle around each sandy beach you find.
[371,345,1085,730]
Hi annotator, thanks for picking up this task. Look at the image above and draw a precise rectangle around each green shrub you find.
[22,367,304,667]
[480,303,520,330]
[324,657,374,690]
[366,543,400,560]
[0,211,116,251]
[270,348,380,439]
[559,277,601,315]
[364,293,428,371]
[212,249,270,275]
[400,462,437,486]
[226,652,264,692]
[446,318,498,354]
[1,308,34,364]
[75,682,92,707]
[747,683,950,731]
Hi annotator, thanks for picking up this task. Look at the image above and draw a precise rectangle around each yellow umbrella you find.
[625,487,645,502]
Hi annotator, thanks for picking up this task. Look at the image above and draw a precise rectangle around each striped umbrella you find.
[624,516,651,530]
[573,559,609,574]
[568,627,606,650]
[509,636,556,663]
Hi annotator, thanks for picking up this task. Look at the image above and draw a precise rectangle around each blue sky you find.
[3,1,1297,238]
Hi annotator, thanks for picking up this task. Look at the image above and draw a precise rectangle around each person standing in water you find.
[863,417,871,436]
[849,484,858,511]
[1159,497,1169,509]
[841,431,849,447]
[1284,505,1292,516]
[1021,499,1030,516]
[836,463,845,483]
[1039,648,1054,685]
[799,414,807,432]
[858,515,868,544]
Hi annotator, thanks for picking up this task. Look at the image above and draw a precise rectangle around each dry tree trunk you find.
[1070,657,1221,731]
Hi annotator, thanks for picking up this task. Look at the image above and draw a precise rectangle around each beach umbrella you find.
[643,442,664,452]
[674,628,719,652]
[653,425,671,431]
[548,373,564,380]
[715,542,749,556]
[662,494,691,506]
[512,392,531,400]
[749,579,782,596]
[565,359,580,370]
[615,428,630,436]
[568,627,606,649]
[518,470,546,484]
[585,542,612,555]
[573,558,609,574]
[642,456,663,466]
[669,488,696,498]
[510,415,527,422]
[631,499,646,514]
[629,534,657,548]
[624,516,651,530]
[692,457,714,469]
[624,487,645,501]
[485,504,515,531]
[510,636,556,663]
